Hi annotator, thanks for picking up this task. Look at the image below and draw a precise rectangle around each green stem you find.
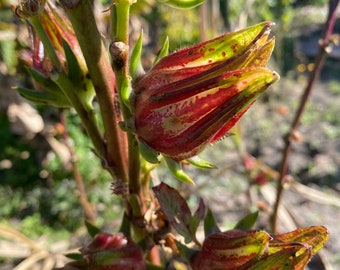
[115,1,130,45]
[112,1,142,200]
[60,0,129,182]
[52,72,107,160]
[110,1,147,241]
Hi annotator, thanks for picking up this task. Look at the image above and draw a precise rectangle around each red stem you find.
[271,0,339,233]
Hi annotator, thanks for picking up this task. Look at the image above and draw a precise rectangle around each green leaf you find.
[187,156,217,169]
[16,86,70,107]
[65,252,83,260]
[130,31,144,79]
[120,76,133,112]
[62,39,95,107]
[63,39,82,83]
[138,140,160,164]
[85,220,101,238]
[158,0,206,10]
[152,182,196,243]
[164,156,194,184]
[203,208,221,237]
[234,211,259,230]
[175,239,197,261]
[119,213,131,237]
[153,36,169,66]
[26,67,62,94]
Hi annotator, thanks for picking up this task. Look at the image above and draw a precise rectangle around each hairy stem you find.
[271,0,339,233]
[111,1,143,208]
[60,0,129,182]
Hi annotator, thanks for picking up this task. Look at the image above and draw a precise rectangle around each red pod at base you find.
[132,22,279,161]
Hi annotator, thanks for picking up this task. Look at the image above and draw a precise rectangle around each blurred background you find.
[0,0,339,269]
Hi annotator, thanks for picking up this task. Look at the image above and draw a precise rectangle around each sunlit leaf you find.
[244,242,312,270]
[130,31,144,79]
[272,226,330,255]
[192,230,270,270]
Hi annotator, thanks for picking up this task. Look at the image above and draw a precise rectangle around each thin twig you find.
[271,0,339,233]
[60,112,97,222]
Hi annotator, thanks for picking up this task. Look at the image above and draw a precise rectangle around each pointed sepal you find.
[130,31,145,79]
[153,36,169,66]
[164,156,194,184]
[187,156,217,169]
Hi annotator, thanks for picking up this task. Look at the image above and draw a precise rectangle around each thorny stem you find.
[60,0,129,182]
[271,0,339,233]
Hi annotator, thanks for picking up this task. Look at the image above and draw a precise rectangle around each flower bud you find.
[190,230,271,270]
[81,233,146,270]
[132,22,279,161]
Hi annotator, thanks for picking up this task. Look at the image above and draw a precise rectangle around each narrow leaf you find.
[153,36,169,66]
[234,211,259,230]
[187,156,217,169]
[63,39,82,82]
[138,140,160,164]
[85,220,101,238]
[158,0,206,10]
[16,86,70,107]
[26,67,61,93]
[120,76,133,112]
[203,208,221,237]
[164,156,194,184]
[65,252,83,260]
[130,31,144,79]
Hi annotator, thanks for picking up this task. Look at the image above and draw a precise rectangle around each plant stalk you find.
[60,0,129,182]
[110,0,143,208]
[271,0,339,233]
